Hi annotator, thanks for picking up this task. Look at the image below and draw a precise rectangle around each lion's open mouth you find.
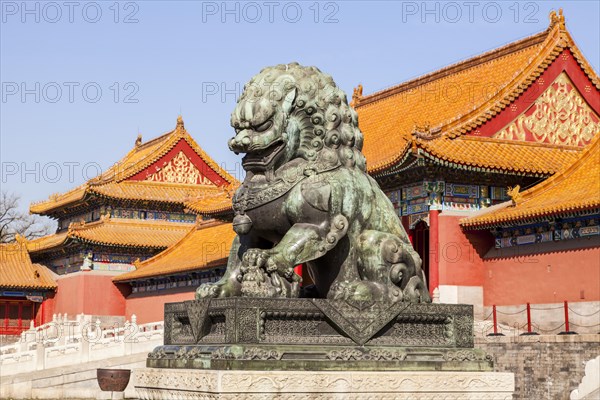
[242,140,286,171]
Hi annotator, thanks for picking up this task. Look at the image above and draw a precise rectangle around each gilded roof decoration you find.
[146,151,213,185]
[494,73,599,146]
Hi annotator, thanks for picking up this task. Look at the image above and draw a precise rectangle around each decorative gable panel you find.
[493,72,600,146]
[128,138,228,187]
[145,151,213,185]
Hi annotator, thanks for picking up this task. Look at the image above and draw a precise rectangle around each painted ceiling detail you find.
[494,73,599,147]
[146,151,213,185]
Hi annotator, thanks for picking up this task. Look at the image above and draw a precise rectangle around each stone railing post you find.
[81,329,90,363]
[35,342,45,371]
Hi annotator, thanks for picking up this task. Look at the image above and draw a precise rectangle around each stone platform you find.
[134,368,515,399]
[136,299,514,398]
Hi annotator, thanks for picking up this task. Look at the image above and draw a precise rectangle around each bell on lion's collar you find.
[233,214,253,235]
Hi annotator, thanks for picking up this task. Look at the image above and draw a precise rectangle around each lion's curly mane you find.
[240,62,366,171]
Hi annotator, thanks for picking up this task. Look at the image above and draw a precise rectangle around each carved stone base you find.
[134,368,515,399]
[147,343,493,371]
[163,299,475,348]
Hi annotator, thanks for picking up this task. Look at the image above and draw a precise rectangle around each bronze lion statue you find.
[196,63,430,303]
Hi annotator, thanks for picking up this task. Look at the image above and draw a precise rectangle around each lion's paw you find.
[195,283,220,299]
[242,248,269,269]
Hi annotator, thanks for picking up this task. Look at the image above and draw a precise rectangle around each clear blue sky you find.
[1,1,599,216]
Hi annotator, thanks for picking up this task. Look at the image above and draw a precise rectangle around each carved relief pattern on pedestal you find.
[198,314,226,343]
[494,72,599,146]
[135,369,514,399]
[236,308,259,343]
[312,299,412,345]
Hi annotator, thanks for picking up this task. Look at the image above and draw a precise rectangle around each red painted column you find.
[428,208,440,296]
[401,216,413,244]
[3,301,8,332]
[40,300,45,326]
[17,302,22,332]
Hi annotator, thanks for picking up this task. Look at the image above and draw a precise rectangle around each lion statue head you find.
[229,63,366,174]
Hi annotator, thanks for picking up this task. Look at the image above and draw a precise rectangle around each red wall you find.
[437,214,494,287]
[125,287,195,324]
[42,272,129,318]
[483,238,600,306]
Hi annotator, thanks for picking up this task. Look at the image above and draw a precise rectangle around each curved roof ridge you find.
[357,29,548,108]
[135,128,176,151]
[442,15,599,139]
[0,241,57,290]
[112,221,235,282]
[27,216,194,254]
[451,135,583,150]
[506,133,600,199]
[75,216,193,229]
[461,133,600,227]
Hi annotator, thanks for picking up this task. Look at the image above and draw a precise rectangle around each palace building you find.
[352,9,599,313]
[16,117,238,327]
[2,10,597,334]
[27,116,236,276]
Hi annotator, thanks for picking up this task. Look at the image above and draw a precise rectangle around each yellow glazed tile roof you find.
[184,184,237,215]
[30,116,238,215]
[354,10,599,175]
[27,217,193,253]
[90,181,225,205]
[113,221,235,281]
[0,240,57,289]
[462,134,600,228]
[418,136,581,175]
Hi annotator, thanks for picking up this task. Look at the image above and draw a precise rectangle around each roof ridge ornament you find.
[412,122,442,140]
[507,185,522,205]
[549,8,566,31]
[350,84,363,107]
[135,133,142,147]
[67,220,85,233]
[176,115,185,131]
[14,234,26,246]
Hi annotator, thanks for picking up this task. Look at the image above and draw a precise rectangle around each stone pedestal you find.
[135,299,514,399]
[134,368,515,399]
